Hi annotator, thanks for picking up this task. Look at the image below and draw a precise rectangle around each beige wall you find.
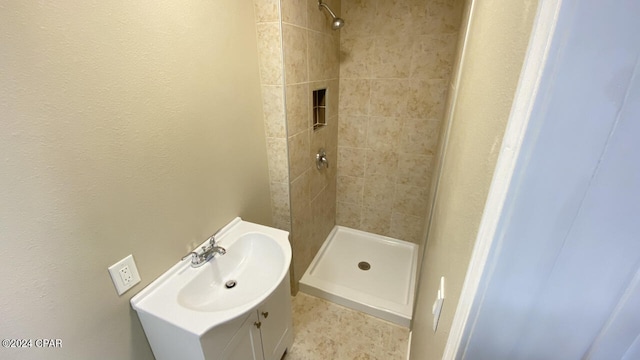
[0,1,271,359]
[410,0,539,358]
[336,0,463,244]
[283,0,341,291]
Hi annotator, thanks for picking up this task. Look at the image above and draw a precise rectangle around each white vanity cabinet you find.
[130,219,293,360]
[254,272,293,360]
[219,311,264,360]
[213,273,294,360]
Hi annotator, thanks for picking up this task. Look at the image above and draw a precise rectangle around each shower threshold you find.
[299,226,418,327]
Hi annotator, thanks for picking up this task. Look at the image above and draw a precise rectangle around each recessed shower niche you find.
[312,88,327,130]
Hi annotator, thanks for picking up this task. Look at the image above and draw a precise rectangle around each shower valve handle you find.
[316,148,329,170]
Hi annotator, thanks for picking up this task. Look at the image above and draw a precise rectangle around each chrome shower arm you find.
[318,1,337,19]
[318,0,344,30]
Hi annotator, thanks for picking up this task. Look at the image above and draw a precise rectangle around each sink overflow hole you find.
[225,280,237,289]
[358,261,371,271]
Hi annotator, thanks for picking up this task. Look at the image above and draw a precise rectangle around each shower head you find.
[331,16,345,30]
[318,1,345,30]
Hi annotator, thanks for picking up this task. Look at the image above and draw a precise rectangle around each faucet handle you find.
[181,251,197,262]
[207,222,228,246]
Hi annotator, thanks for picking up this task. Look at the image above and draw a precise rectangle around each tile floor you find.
[285,292,410,360]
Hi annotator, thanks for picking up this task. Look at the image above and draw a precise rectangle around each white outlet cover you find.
[108,254,141,296]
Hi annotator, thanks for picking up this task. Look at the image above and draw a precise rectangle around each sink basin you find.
[131,218,291,336]
[177,232,285,312]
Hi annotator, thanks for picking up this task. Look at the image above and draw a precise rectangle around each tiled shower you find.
[337,0,462,244]
[253,0,463,294]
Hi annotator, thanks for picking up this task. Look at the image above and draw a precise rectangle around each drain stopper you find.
[225,280,237,289]
[358,261,371,271]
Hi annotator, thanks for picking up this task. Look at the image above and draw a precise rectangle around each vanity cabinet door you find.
[258,275,293,360]
[219,311,264,360]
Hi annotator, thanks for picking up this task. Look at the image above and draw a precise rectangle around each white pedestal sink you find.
[131,218,293,360]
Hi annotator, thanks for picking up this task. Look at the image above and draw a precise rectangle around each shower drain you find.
[358,261,371,271]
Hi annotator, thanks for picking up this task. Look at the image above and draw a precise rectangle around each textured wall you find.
[0,1,271,359]
[282,0,341,291]
[410,0,539,358]
[336,0,463,244]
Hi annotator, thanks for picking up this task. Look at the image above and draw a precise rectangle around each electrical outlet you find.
[119,266,132,285]
[108,255,141,296]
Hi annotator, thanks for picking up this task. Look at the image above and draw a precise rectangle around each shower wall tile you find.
[271,181,291,214]
[389,211,425,244]
[339,37,374,78]
[254,8,291,235]
[327,79,340,119]
[291,172,313,277]
[307,0,326,33]
[411,0,465,35]
[410,34,458,80]
[309,126,334,199]
[339,78,371,116]
[369,79,409,117]
[311,183,336,254]
[309,168,328,202]
[286,83,310,136]
[371,36,413,79]
[337,175,364,205]
[261,85,287,138]
[338,146,366,177]
[283,0,341,292]
[266,137,289,183]
[256,23,284,86]
[338,0,462,243]
[309,33,340,82]
[361,206,392,237]
[336,201,361,228]
[338,114,367,147]
[282,0,308,28]
[399,117,441,155]
[291,246,312,294]
[291,170,311,218]
[254,0,280,23]
[374,0,412,37]
[327,35,341,79]
[341,0,375,38]
[363,177,395,210]
[270,181,291,231]
[364,148,398,179]
[288,129,311,180]
[393,184,429,217]
[272,212,292,233]
[366,116,403,151]
[406,79,448,119]
[282,24,309,84]
[397,153,433,187]
[308,31,328,81]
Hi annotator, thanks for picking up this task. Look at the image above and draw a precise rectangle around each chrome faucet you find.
[182,233,226,268]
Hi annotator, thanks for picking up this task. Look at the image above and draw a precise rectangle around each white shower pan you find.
[299,226,418,327]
